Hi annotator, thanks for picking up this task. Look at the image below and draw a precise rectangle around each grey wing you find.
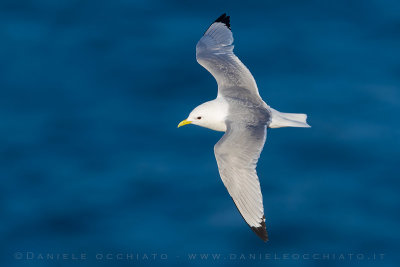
[196,14,261,98]
[214,121,268,241]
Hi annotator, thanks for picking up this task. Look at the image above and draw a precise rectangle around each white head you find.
[177,99,228,132]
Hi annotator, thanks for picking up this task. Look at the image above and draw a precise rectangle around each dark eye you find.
[197,116,202,120]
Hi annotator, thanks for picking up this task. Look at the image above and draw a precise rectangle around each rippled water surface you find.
[1,0,399,266]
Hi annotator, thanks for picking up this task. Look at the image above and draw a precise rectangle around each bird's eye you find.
[197,116,202,120]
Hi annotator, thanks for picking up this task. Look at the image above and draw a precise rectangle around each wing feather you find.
[196,14,260,97]
[214,122,268,241]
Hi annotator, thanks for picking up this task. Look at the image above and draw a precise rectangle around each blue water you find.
[1,0,399,266]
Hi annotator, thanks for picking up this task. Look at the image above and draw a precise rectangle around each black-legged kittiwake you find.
[178,13,310,241]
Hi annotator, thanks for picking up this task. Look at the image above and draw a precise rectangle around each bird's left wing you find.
[196,14,260,98]
[214,121,268,241]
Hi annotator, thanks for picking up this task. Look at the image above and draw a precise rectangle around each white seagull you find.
[178,14,310,241]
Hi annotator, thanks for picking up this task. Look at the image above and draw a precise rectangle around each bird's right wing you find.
[196,14,261,98]
[214,121,268,241]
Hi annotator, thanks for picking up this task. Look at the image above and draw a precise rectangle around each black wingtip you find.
[214,13,231,30]
[251,216,269,242]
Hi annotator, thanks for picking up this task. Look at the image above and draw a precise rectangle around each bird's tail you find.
[269,108,311,128]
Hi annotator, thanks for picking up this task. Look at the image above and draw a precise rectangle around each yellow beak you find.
[177,119,192,128]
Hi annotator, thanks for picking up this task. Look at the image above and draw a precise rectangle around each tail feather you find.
[269,108,310,128]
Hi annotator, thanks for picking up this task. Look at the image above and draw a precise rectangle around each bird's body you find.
[178,14,310,241]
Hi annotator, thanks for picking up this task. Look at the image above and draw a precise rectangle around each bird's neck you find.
[201,98,229,132]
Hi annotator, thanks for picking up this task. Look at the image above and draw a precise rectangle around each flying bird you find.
[178,13,310,241]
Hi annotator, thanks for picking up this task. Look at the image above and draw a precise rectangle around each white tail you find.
[269,108,311,128]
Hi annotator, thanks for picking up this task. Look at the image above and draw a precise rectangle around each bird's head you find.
[177,100,228,132]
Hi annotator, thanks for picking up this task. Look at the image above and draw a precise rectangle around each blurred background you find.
[1,0,399,266]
